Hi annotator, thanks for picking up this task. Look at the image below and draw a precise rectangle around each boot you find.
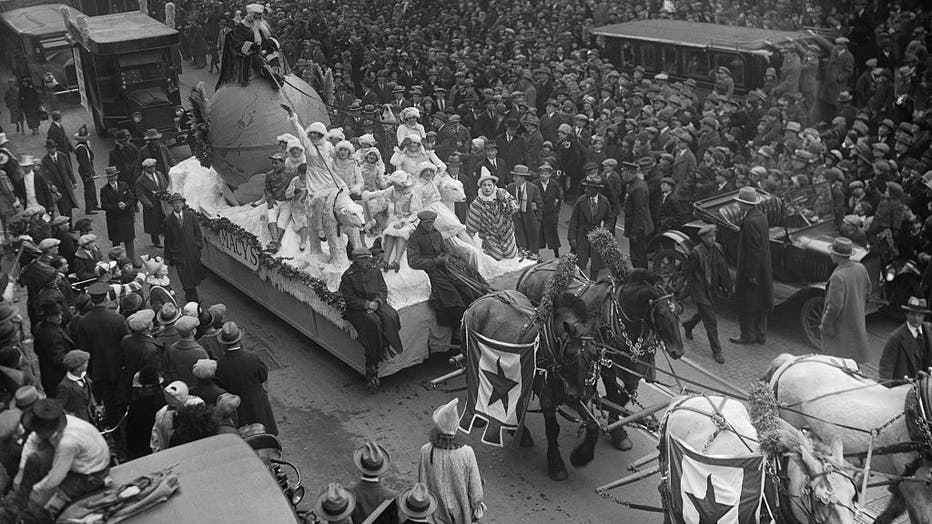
[267,223,281,251]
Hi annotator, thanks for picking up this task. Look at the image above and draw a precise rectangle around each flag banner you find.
[667,435,765,524]
[459,327,538,446]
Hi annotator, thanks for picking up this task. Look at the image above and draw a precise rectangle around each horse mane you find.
[624,268,661,287]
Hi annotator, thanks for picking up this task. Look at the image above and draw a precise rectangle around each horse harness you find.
[662,394,758,455]
[606,279,674,360]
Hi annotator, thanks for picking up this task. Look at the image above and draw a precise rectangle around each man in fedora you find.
[506,165,542,257]
[12,155,50,212]
[163,193,204,303]
[682,225,732,364]
[100,165,137,265]
[347,441,397,522]
[74,282,128,430]
[46,111,73,168]
[880,296,932,386]
[108,129,140,188]
[729,187,773,345]
[472,140,508,188]
[398,482,438,523]
[139,128,175,177]
[215,321,278,434]
[568,173,610,278]
[41,139,77,218]
[13,399,109,519]
[315,483,356,523]
[136,158,171,248]
[72,125,99,215]
[820,237,871,362]
[339,246,403,391]
[623,161,654,269]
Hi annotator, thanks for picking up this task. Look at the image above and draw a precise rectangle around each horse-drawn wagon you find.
[649,184,914,348]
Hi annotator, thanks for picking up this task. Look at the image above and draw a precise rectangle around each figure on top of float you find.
[367,171,422,272]
[216,3,284,89]
[391,135,445,177]
[333,141,364,195]
[283,104,347,195]
[396,108,426,147]
[251,152,293,252]
[412,162,473,245]
[283,139,306,175]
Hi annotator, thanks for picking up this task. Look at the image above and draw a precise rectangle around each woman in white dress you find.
[360,146,388,233]
[366,171,421,272]
[333,140,364,195]
[390,135,445,177]
[396,107,426,146]
[413,162,472,244]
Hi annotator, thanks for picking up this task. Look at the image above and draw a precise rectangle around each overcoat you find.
[623,179,654,238]
[685,242,732,306]
[879,322,932,383]
[135,170,171,235]
[506,181,542,252]
[108,142,140,188]
[139,142,175,178]
[339,262,404,358]
[41,151,77,213]
[534,178,562,248]
[163,209,204,289]
[216,348,278,435]
[100,181,137,243]
[74,305,129,383]
[734,206,774,312]
[33,320,74,395]
[820,259,871,362]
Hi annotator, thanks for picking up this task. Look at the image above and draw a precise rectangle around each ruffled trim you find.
[428,427,463,450]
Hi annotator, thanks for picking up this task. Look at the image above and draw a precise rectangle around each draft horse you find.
[516,259,685,450]
[462,290,602,481]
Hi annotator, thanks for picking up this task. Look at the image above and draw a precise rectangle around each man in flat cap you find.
[135,158,171,248]
[682,225,731,363]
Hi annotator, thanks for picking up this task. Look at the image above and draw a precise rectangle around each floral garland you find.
[747,381,783,458]
[587,228,632,282]
[193,211,346,313]
[533,254,578,325]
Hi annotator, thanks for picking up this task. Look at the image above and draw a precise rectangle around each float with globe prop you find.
[169,13,533,376]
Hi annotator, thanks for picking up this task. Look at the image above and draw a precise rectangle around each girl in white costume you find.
[332,140,364,195]
[390,135,444,177]
[284,139,306,175]
[412,162,472,245]
[396,107,426,146]
[285,163,311,250]
[366,171,421,272]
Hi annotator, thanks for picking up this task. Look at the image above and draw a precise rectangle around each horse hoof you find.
[570,446,594,467]
[548,468,568,481]
[610,428,633,451]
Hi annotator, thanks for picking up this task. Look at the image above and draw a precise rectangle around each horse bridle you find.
[779,455,860,524]
[610,282,678,358]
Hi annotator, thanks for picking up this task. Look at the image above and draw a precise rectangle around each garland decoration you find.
[747,381,782,457]
[193,211,346,314]
[533,254,578,325]
[588,227,632,282]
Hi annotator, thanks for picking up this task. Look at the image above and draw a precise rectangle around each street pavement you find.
[1,63,906,522]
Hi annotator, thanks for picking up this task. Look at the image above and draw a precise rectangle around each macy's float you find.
[170,24,530,377]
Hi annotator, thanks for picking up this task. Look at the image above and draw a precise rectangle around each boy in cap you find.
[56,349,97,422]
[164,315,208,389]
[682,225,732,363]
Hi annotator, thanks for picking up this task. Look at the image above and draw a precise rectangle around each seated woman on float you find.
[391,134,444,177]
[412,161,473,245]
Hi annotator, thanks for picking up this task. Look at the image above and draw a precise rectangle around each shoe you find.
[713,352,725,364]
[682,322,693,340]
[728,337,757,345]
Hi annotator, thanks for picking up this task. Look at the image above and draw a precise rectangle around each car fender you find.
[785,283,826,303]
[649,230,694,256]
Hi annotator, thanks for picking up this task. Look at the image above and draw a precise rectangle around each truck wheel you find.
[800,294,824,349]
[651,248,688,300]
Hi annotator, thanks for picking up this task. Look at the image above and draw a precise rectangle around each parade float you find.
[168,7,532,377]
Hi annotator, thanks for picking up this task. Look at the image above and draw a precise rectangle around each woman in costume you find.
[396,107,426,146]
[284,139,306,175]
[413,162,472,245]
[285,163,311,251]
[333,141,364,195]
[366,171,421,272]
[390,135,444,177]
[465,173,519,260]
[360,146,388,233]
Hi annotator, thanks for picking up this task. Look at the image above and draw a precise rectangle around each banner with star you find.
[458,327,538,446]
[667,435,764,524]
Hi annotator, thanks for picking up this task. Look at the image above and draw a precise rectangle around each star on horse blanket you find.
[666,435,764,524]
[459,328,537,446]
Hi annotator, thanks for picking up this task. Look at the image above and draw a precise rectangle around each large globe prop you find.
[208,74,329,191]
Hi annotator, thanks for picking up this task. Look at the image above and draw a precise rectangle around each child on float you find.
[390,135,445,177]
[285,163,312,251]
[359,147,389,233]
[396,107,426,146]
[284,139,307,175]
[366,171,421,272]
[412,162,472,245]
[333,141,364,195]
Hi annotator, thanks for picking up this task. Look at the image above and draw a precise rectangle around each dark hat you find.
[63,349,90,371]
[39,301,62,318]
[121,292,144,315]
[353,441,391,476]
[158,303,182,325]
[660,177,676,186]
[417,210,438,221]
[830,237,854,258]
[581,174,604,188]
[902,296,931,314]
[104,166,119,177]
[45,139,58,148]
[168,193,185,203]
[398,483,438,520]
[87,282,110,297]
[22,398,65,433]
[217,321,243,346]
[315,483,356,522]
[351,246,372,259]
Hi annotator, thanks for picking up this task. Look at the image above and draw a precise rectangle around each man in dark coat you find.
[33,300,74,395]
[12,156,53,212]
[108,129,140,188]
[215,321,278,435]
[506,165,542,256]
[682,225,732,363]
[74,282,129,428]
[472,141,508,188]
[40,140,77,217]
[879,297,932,386]
[73,127,99,214]
[568,174,610,279]
[495,120,528,175]
[119,308,163,402]
[163,193,204,302]
[99,166,137,265]
[339,247,403,390]
[730,187,774,345]
[348,442,398,524]
[135,158,171,247]
[534,164,562,258]
[622,166,654,269]
[138,129,175,177]
[46,111,73,170]
[407,211,475,337]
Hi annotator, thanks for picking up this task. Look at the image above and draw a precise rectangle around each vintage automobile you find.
[1,3,78,95]
[648,184,918,348]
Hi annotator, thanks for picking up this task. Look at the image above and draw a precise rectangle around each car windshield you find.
[780,181,834,232]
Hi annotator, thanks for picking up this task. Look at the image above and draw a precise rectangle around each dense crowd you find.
[0,0,932,521]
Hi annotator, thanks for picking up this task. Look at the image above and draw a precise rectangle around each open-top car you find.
[649,183,917,347]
